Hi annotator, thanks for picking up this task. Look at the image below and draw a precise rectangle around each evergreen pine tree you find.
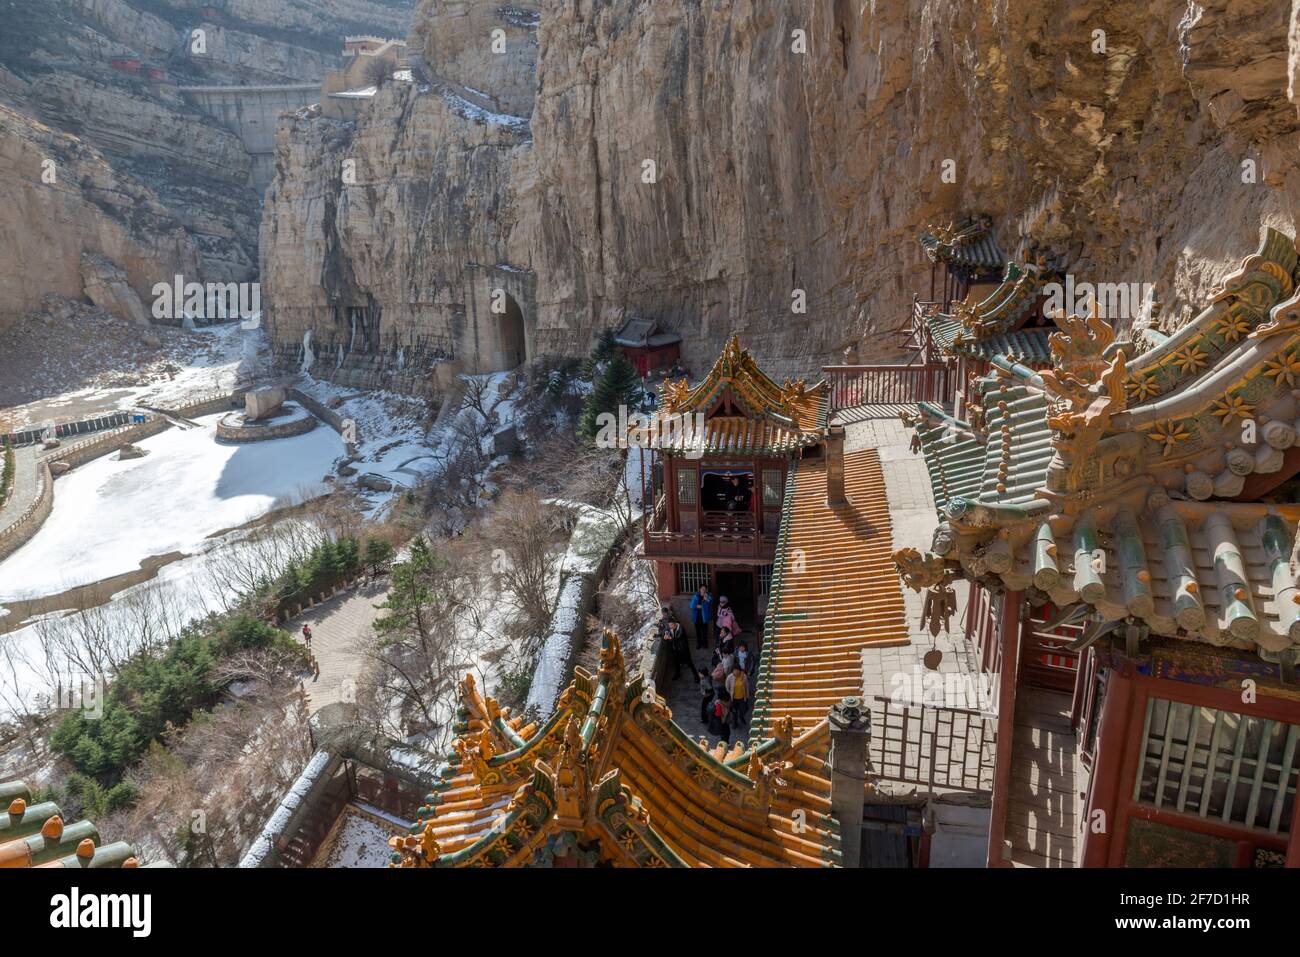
[582,327,620,378]
[579,347,642,441]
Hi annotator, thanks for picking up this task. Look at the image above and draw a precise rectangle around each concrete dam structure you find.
[177,84,320,192]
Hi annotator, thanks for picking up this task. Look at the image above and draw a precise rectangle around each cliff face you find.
[260,0,1300,386]
[0,0,414,335]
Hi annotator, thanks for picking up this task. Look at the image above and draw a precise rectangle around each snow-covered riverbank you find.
[0,413,343,602]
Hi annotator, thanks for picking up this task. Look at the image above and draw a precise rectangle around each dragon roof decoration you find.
[896,226,1300,665]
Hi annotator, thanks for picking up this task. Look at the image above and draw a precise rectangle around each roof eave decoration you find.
[646,337,829,454]
[918,214,1005,273]
[895,225,1300,664]
[389,629,844,867]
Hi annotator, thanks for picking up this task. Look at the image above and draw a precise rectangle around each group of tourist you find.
[656,585,757,746]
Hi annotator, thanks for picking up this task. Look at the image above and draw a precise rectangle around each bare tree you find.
[362,56,392,89]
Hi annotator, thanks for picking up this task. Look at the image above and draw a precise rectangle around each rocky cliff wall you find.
[0,0,415,336]
[260,0,1300,385]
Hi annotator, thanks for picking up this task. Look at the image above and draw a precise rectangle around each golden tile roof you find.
[642,336,828,455]
[0,781,144,869]
[752,449,911,732]
[388,632,842,868]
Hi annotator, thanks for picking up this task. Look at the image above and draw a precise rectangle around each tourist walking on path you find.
[737,641,757,677]
[708,691,732,746]
[668,620,692,679]
[698,667,714,724]
[716,596,738,639]
[302,624,313,650]
[726,665,749,728]
[690,585,714,648]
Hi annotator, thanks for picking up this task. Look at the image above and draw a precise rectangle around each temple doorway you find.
[714,569,756,636]
[499,293,526,369]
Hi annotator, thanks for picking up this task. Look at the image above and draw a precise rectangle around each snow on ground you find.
[0,412,343,601]
[292,378,437,517]
[625,445,648,508]
[439,89,530,133]
[319,808,401,868]
[524,500,632,716]
[4,322,263,430]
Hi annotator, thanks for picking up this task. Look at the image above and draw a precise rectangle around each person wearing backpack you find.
[726,664,749,728]
[736,640,756,677]
[708,690,731,745]
[716,596,738,639]
[710,654,728,694]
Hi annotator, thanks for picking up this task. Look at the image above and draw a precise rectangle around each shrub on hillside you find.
[50,614,297,785]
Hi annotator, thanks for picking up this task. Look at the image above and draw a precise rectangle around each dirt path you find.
[289,580,389,714]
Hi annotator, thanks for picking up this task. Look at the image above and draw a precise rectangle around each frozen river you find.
[0,413,344,715]
[0,413,345,602]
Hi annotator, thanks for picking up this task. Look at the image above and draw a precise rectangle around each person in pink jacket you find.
[716,596,739,637]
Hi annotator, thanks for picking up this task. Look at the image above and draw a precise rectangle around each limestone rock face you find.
[0,0,415,337]
[81,253,151,326]
[257,0,1300,386]
[0,102,198,331]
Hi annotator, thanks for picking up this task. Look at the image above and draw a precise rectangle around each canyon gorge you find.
[5,0,1300,392]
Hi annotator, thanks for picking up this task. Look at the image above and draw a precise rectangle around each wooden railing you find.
[643,506,776,559]
[823,361,955,410]
[643,525,777,560]
[870,696,997,794]
[1022,606,1083,693]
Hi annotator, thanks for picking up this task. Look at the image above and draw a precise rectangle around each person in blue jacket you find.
[690,584,714,649]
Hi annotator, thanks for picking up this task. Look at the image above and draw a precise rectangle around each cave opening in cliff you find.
[499,293,526,370]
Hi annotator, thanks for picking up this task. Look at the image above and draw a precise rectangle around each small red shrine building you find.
[614,317,682,378]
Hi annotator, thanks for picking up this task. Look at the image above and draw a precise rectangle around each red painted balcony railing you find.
[642,507,777,560]
[823,362,955,410]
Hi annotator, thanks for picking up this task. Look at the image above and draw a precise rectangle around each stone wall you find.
[46,418,170,470]
[261,0,1300,388]
[177,86,322,192]
[0,461,52,563]
[216,410,318,443]
[288,388,357,454]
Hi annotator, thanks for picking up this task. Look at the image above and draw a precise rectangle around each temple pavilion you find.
[896,225,1300,867]
[631,336,830,632]
[910,217,1066,417]
[387,340,915,868]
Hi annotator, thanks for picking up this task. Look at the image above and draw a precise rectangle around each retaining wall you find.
[0,461,52,563]
[289,389,358,454]
[216,411,317,443]
[47,418,170,470]
[0,418,169,562]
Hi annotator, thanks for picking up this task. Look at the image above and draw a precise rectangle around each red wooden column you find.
[1080,664,1136,866]
[986,589,1023,868]
[1288,780,1300,867]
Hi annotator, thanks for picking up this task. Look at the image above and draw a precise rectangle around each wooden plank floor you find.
[1005,687,1081,868]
